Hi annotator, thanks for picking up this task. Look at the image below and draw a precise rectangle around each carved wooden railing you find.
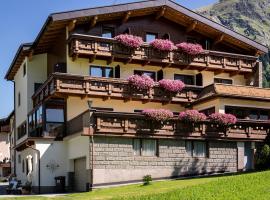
[68,111,269,141]
[32,73,202,106]
[68,34,258,73]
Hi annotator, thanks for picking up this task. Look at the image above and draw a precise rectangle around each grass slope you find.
[2,171,270,200]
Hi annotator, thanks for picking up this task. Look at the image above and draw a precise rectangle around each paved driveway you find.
[0,183,8,195]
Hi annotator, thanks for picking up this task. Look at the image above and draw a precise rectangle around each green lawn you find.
[3,171,270,200]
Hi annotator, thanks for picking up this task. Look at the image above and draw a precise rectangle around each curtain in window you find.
[133,139,141,156]
[193,141,206,157]
[185,141,193,157]
[142,140,156,156]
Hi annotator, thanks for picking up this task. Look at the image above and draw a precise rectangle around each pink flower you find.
[158,79,185,93]
[176,42,204,55]
[179,110,207,123]
[150,39,176,51]
[114,34,143,49]
[127,75,155,90]
[142,109,174,122]
[208,113,237,126]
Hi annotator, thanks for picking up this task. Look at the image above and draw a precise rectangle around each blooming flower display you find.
[114,34,143,49]
[176,42,204,55]
[208,113,237,126]
[179,110,207,123]
[127,74,155,91]
[142,109,174,122]
[150,39,176,51]
[158,79,185,93]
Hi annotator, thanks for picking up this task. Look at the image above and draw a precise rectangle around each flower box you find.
[150,39,176,52]
[179,110,207,123]
[142,109,173,129]
[176,42,204,55]
[127,75,155,92]
[114,34,143,49]
[158,79,185,96]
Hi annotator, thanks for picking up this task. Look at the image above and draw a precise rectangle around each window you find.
[18,154,21,164]
[187,37,197,44]
[46,108,64,123]
[200,107,215,116]
[102,27,114,38]
[133,139,158,156]
[214,78,233,85]
[225,106,270,120]
[17,122,27,139]
[146,33,157,42]
[90,66,113,78]
[45,104,65,137]
[18,92,21,107]
[23,63,26,76]
[205,39,211,50]
[162,33,170,40]
[186,141,207,158]
[174,74,195,85]
[134,70,156,81]
[22,159,25,173]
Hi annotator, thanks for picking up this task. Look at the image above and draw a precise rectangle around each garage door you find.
[74,157,87,192]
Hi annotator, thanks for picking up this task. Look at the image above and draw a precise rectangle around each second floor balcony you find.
[32,73,202,106]
[68,34,258,74]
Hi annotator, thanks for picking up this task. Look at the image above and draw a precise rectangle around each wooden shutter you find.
[196,73,203,86]
[114,65,120,78]
[157,70,164,81]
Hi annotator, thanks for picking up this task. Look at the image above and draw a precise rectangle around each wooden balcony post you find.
[123,119,129,132]
[96,118,101,131]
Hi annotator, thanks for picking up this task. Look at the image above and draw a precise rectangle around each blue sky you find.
[0,0,217,118]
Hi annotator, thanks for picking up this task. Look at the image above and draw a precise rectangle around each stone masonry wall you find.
[91,137,237,185]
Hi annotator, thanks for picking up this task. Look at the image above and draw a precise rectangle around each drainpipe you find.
[12,80,16,176]
[26,143,41,194]
[87,101,94,191]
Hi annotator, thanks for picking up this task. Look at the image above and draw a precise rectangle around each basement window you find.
[186,141,208,158]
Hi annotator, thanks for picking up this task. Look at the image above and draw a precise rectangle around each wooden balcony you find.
[32,73,202,106]
[68,34,258,74]
[69,111,269,141]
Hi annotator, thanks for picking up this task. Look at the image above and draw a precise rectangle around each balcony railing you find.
[32,73,202,106]
[68,34,258,73]
[67,111,269,141]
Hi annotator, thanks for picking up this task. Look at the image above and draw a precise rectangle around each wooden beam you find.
[122,11,131,24]
[90,16,98,28]
[155,7,166,20]
[68,20,77,32]
[214,34,224,46]
[186,21,197,33]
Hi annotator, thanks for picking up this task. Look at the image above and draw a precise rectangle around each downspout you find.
[12,80,16,176]
[26,143,41,194]
[87,100,94,191]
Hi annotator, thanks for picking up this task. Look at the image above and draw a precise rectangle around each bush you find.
[255,144,270,170]
[143,175,152,186]
[179,110,207,123]
[114,34,143,49]
[127,74,155,91]
[176,42,204,55]
[158,79,185,93]
[142,109,174,122]
[150,39,176,51]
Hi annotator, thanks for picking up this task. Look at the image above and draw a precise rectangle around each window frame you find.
[89,65,114,78]
[101,26,115,38]
[23,63,26,77]
[18,92,21,107]
[133,138,158,157]
[174,74,195,86]
[214,77,233,85]
[185,140,208,158]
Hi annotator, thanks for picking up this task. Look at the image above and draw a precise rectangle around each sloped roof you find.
[196,83,270,103]
[5,0,268,80]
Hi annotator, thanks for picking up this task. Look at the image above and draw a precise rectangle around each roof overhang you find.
[5,0,269,80]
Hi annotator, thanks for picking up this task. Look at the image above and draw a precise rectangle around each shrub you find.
[255,144,270,170]
[142,109,174,122]
[208,113,237,126]
[127,75,155,91]
[114,34,143,49]
[143,175,152,186]
[158,79,185,93]
[176,42,204,55]
[179,110,207,123]
[150,39,176,51]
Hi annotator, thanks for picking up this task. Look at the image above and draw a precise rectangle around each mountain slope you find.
[198,0,270,87]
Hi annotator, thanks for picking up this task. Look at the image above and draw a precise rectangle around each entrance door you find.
[74,157,87,192]
[244,142,252,170]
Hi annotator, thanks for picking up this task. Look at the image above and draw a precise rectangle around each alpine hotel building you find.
[5,0,270,193]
